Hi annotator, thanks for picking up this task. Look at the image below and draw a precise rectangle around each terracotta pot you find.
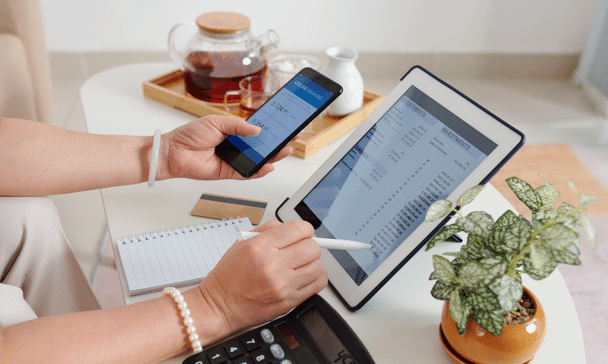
[440,287,546,364]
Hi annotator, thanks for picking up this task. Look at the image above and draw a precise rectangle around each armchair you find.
[0,0,52,123]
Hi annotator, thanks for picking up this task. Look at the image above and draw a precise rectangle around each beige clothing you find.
[0,196,100,327]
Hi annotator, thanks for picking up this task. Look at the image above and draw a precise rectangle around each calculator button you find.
[280,360,293,364]
[269,343,285,360]
[260,328,274,344]
[182,352,207,364]
[224,342,245,359]
[206,348,227,364]
[232,357,253,364]
[250,348,272,364]
[241,334,262,352]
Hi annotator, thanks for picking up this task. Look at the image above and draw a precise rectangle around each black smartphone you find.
[215,67,343,178]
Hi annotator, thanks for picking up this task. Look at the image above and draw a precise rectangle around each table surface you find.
[80,63,586,364]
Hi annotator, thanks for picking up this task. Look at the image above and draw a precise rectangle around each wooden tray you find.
[143,70,385,158]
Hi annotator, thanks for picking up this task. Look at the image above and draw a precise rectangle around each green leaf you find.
[450,256,467,276]
[456,310,470,336]
[530,242,552,270]
[535,177,559,209]
[506,177,543,211]
[541,177,560,196]
[479,257,509,286]
[433,255,457,282]
[456,211,494,238]
[431,280,458,300]
[493,209,519,228]
[563,219,579,236]
[579,194,599,208]
[532,209,561,225]
[502,216,533,252]
[473,310,504,337]
[425,199,453,222]
[490,210,518,234]
[489,275,523,315]
[567,180,579,196]
[458,262,488,288]
[456,185,485,208]
[459,235,487,260]
[488,210,519,253]
[448,290,472,336]
[449,289,465,323]
[551,247,581,265]
[553,203,580,233]
[577,213,596,248]
[467,286,501,312]
[536,184,559,210]
[539,223,578,250]
[558,202,576,214]
[523,259,557,280]
[490,213,532,254]
[426,225,462,251]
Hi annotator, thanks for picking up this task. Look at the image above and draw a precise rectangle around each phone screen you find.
[216,68,342,177]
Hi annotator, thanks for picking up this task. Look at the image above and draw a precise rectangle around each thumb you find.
[238,123,262,137]
[209,115,261,137]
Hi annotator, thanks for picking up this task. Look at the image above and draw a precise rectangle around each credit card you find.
[191,193,267,224]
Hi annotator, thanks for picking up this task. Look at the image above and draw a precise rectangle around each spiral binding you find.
[117,217,245,245]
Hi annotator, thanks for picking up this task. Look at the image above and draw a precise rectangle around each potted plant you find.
[424,176,597,364]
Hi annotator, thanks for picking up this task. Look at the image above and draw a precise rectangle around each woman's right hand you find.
[196,220,328,340]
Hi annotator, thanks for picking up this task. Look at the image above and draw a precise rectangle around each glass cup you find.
[224,75,281,117]
[267,53,321,87]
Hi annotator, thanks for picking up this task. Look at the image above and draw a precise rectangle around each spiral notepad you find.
[116,217,253,295]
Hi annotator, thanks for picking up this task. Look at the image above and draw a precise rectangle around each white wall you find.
[39,0,598,54]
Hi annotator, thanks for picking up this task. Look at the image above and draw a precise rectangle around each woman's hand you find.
[157,115,293,181]
[197,220,328,339]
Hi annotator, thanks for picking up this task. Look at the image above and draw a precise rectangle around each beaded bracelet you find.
[147,129,161,188]
[163,287,203,353]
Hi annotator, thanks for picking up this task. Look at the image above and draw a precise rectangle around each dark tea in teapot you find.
[184,51,267,103]
[169,12,278,103]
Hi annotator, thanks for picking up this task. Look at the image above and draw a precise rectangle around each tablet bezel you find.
[276,66,525,311]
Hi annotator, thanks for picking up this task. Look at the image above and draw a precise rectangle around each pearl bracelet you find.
[163,287,203,353]
[147,129,161,188]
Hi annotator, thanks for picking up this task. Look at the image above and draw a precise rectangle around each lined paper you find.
[116,218,253,295]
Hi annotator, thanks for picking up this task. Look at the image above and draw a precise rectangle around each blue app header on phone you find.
[227,72,335,165]
[285,74,334,108]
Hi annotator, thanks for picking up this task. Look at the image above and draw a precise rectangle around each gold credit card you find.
[191,193,267,225]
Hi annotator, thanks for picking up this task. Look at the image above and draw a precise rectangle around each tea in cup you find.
[224,76,281,117]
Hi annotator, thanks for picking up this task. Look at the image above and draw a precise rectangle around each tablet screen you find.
[294,85,497,285]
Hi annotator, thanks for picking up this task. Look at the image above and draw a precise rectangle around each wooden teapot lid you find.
[196,12,251,34]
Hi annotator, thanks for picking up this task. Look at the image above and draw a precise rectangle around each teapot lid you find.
[196,12,251,34]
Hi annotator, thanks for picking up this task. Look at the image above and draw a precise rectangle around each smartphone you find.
[215,67,343,178]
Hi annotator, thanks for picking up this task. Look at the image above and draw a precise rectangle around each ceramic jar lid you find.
[196,12,251,34]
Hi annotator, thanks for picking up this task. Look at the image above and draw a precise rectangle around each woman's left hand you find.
[157,115,293,181]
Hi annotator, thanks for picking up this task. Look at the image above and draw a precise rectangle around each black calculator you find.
[182,294,375,364]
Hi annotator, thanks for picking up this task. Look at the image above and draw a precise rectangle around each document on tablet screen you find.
[295,85,498,285]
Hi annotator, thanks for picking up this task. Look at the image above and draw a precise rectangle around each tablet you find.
[276,66,525,311]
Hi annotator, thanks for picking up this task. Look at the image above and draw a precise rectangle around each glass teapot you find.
[168,12,279,103]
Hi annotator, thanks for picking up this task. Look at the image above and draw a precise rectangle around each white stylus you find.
[237,231,372,250]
